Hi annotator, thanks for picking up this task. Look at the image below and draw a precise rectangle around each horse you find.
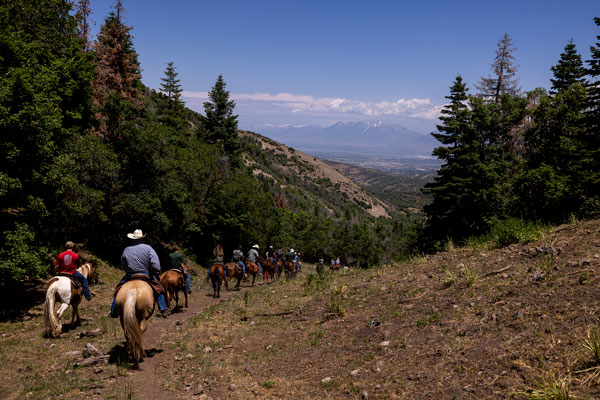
[224,261,243,290]
[274,254,284,278]
[160,268,188,310]
[258,256,276,284]
[209,262,224,298]
[115,279,155,363]
[43,263,94,338]
[284,260,296,277]
[245,260,259,286]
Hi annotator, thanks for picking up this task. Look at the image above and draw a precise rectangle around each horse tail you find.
[123,289,145,361]
[44,282,61,338]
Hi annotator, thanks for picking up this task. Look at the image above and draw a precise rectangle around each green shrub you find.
[0,223,49,286]
[490,218,545,248]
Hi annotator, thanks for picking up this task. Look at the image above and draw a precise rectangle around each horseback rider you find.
[276,246,284,261]
[266,245,277,274]
[55,241,93,301]
[108,229,170,318]
[207,244,226,280]
[316,258,325,274]
[248,244,261,274]
[285,248,296,270]
[294,251,301,272]
[232,246,246,277]
[170,245,191,294]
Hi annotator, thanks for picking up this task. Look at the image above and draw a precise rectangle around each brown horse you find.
[115,279,155,363]
[245,260,260,285]
[43,263,94,338]
[224,262,243,290]
[258,256,276,284]
[284,260,296,277]
[160,269,188,309]
[274,254,284,278]
[209,262,224,298]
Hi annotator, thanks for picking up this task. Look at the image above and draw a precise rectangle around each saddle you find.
[114,273,165,298]
[45,273,82,291]
[167,268,185,278]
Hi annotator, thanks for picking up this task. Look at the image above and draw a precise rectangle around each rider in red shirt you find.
[55,241,92,300]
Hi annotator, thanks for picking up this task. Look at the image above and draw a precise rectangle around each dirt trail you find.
[126,278,254,400]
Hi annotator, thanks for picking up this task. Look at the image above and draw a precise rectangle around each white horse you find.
[43,263,94,338]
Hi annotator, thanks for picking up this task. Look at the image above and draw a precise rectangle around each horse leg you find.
[72,304,80,326]
[140,319,149,333]
[183,288,188,308]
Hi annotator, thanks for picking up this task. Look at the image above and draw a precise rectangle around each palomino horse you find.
[115,279,155,363]
[245,260,259,286]
[160,268,188,309]
[258,256,276,284]
[209,262,224,298]
[224,261,243,290]
[43,263,94,338]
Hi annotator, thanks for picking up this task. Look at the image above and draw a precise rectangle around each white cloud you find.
[181,90,442,121]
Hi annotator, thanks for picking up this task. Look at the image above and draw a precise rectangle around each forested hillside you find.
[420,27,600,251]
[1,0,599,293]
[0,0,414,290]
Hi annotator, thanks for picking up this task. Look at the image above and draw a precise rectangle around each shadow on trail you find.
[108,343,164,368]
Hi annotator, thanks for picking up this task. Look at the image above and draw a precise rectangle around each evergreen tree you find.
[197,75,240,160]
[74,0,92,51]
[550,40,586,95]
[519,84,587,221]
[583,17,600,210]
[160,61,183,104]
[0,0,95,285]
[476,33,520,102]
[422,76,496,246]
[92,0,144,139]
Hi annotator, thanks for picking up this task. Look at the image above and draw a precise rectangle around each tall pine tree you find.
[583,17,600,213]
[422,76,496,246]
[476,33,520,103]
[160,61,183,104]
[92,0,144,139]
[197,75,240,160]
[550,40,586,95]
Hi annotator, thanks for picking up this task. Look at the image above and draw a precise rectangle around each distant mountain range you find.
[250,121,439,157]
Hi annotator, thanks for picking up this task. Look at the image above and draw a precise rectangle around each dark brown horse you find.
[160,268,188,309]
[258,256,276,284]
[245,260,259,286]
[209,262,224,298]
[273,254,284,278]
[224,261,243,290]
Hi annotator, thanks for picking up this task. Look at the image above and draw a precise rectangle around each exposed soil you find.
[2,219,600,399]
[240,130,391,218]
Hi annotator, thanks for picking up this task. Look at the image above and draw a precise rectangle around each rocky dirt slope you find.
[240,130,392,218]
[2,219,600,399]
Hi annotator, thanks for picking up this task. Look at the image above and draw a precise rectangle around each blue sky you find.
[88,0,599,133]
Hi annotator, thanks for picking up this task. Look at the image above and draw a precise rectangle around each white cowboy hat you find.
[290,248,294,252]
[127,229,146,240]
[252,244,260,249]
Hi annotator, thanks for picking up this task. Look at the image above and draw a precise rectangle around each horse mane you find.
[213,244,224,258]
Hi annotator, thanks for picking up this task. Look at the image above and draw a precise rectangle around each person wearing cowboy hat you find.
[247,244,261,275]
[55,241,94,301]
[108,229,170,318]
